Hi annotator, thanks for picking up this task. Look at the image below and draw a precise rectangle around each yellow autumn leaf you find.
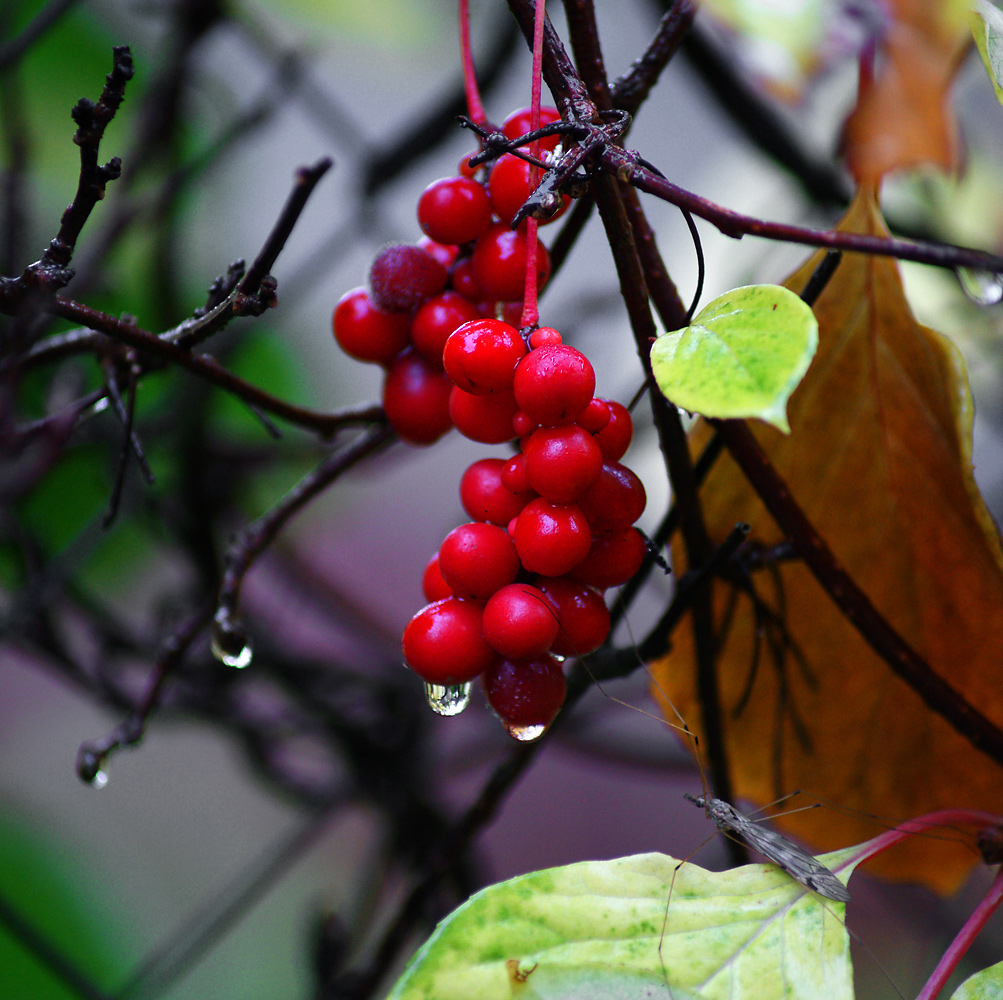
[650,185,1003,894]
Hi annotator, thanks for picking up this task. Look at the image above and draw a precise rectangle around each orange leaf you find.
[649,186,1003,894]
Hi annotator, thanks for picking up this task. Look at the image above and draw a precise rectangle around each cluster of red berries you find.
[332,107,566,446]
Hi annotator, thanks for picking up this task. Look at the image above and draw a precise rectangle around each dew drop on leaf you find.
[424,681,472,716]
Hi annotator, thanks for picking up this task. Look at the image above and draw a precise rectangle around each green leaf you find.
[649,284,819,433]
[953,959,1003,1000]
[970,0,1003,105]
[385,850,857,1000]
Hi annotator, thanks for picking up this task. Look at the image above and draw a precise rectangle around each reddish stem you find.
[520,0,547,329]
[458,0,487,126]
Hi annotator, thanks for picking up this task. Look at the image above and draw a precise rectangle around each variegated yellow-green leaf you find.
[385,849,856,1000]
[970,0,1003,104]
[952,959,1003,1000]
[649,285,818,433]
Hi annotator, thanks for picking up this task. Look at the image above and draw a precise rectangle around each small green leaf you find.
[385,850,856,1000]
[952,958,1003,1000]
[970,0,1003,105]
[649,284,818,433]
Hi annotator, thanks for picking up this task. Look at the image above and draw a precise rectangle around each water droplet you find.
[503,721,547,742]
[210,609,253,668]
[956,268,1003,306]
[424,681,472,716]
[91,769,109,789]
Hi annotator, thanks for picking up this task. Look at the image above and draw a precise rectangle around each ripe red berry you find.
[513,344,595,426]
[472,223,550,302]
[512,498,592,576]
[438,522,520,600]
[482,583,560,659]
[577,398,611,433]
[417,236,459,269]
[403,598,497,684]
[482,655,567,735]
[460,458,536,526]
[529,326,562,349]
[534,576,611,656]
[512,411,537,437]
[417,176,493,246]
[332,287,411,366]
[442,318,527,394]
[370,244,448,313]
[449,386,519,443]
[488,153,570,226]
[422,552,454,602]
[501,106,563,152]
[593,399,633,461]
[522,424,603,502]
[578,462,647,535]
[382,348,453,445]
[410,291,481,365]
[501,453,532,494]
[569,528,647,590]
[450,257,482,300]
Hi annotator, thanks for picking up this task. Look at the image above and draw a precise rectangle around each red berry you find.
[570,528,647,590]
[460,458,536,525]
[450,257,482,300]
[513,344,595,426]
[382,348,453,445]
[593,399,633,461]
[535,576,611,656]
[458,151,480,178]
[472,223,550,302]
[438,522,520,600]
[370,244,448,313]
[512,411,537,437]
[513,498,592,576]
[482,583,560,659]
[417,236,460,269]
[418,176,493,246]
[410,291,481,365]
[488,153,570,226]
[422,552,454,602]
[577,398,611,433]
[332,287,411,366]
[578,462,647,535]
[522,424,603,502]
[442,318,526,394]
[501,106,563,152]
[449,386,519,443]
[529,326,562,349]
[501,453,531,494]
[483,655,566,734]
[403,598,496,684]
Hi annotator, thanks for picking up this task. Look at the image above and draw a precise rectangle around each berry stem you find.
[458,0,487,127]
[519,0,547,330]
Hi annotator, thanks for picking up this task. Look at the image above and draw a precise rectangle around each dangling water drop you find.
[90,769,109,789]
[956,268,1003,306]
[503,721,547,742]
[210,608,253,668]
[424,681,472,716]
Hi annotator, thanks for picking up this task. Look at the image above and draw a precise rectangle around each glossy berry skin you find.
[522,424,603,502]
[534,576,611,656]
[528,327,562,349]
[422,552,454,602]
[472,223,550,302]
[370,244,448,313]
[592,399,633,461]
[382,349,453,445]
[403,598,496,684]
[438,522,520,600]
[513,498,592,577]
[418,176,493,246]
[449,257,482,300]
[449,387,519,444]
[502,106,563,152]
[501,454,531,494]
[482,655,566,732]
[442,318,526,394]
[460,458,536,526]
[410,292,481,365]
[482,583,560,659]
[332,287,411,366]
[513,344,595,426]
[577,398,611,433]
[578,462,647,535]
[570,527,647,590]
[488,153,570,226]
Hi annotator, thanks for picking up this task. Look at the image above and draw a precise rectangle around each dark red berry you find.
[450,257,482,300]
[488,153,570,226]
[522,424,603,502]
[513,498,592,576]
[438,522,520,600]
[472,223,550,302]
[403,598,496,684]
[513,344,595,426]
[534,576,611,656]
[569,528,647,590]
[411,292,481,365]
[332,287,411,366]
[442,318,526,394]
[449,386,520,443]
[418,176,493,246]
[370,244,448,313]
[593,399,633,461]
[422,552,454,602]
[482,583,560,660]
[460,458,536,526]
[483,655,566,734]
[501,106,563,152]
[382,348,453,445]
[578,462,647,535]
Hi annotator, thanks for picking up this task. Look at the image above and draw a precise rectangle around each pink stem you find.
[458,0,486,126]
[520,0,546,330]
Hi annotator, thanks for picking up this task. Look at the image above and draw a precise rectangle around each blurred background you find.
[3,0,1003,997]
